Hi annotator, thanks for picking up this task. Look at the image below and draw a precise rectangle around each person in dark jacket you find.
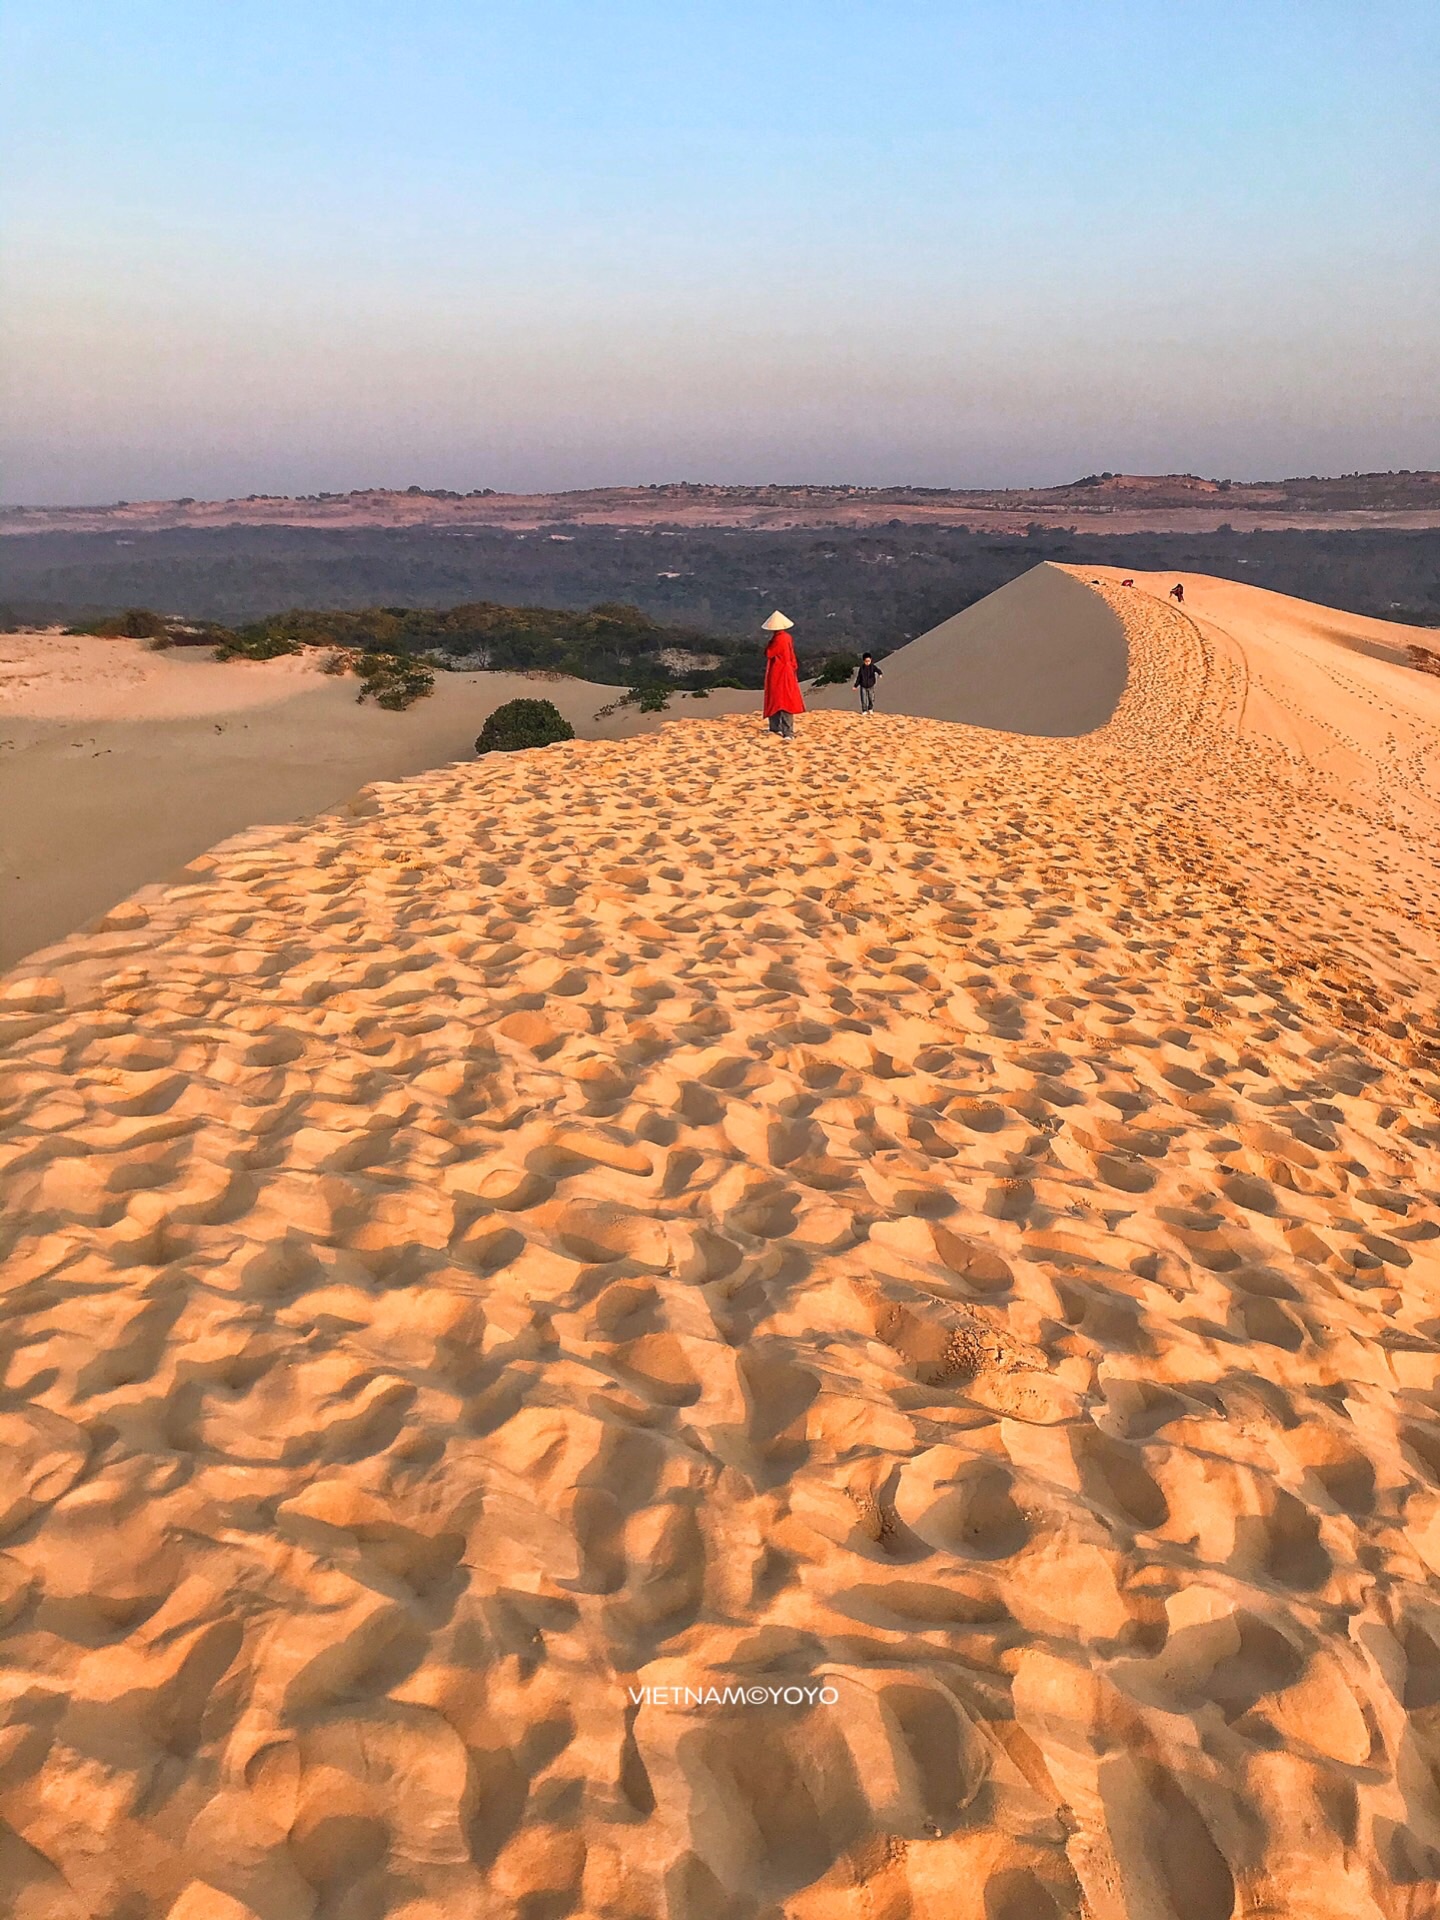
[855,653,881,713]
[1169,582,1185,604]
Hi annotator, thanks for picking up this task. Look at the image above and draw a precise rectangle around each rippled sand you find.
[2,580,1440,1918]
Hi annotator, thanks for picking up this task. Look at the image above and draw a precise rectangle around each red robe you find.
[762,631,805,716]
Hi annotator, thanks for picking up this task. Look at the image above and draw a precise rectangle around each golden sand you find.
[2,579,1440,1917]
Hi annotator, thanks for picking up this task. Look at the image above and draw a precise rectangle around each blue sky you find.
[2,1,1437,501]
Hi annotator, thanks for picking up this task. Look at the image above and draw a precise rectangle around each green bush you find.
[214,626,304,661]
[811,651,861,687]
[71,608,239,650]
[117,607,169,640]
[79,607,169,640]
[633,686,669,713]
[475,697,575,754]
[355,652,435,710]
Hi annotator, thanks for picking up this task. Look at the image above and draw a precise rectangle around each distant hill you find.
[5,470,1440,537]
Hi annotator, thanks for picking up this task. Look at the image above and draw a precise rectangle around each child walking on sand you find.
[855,654,881,713]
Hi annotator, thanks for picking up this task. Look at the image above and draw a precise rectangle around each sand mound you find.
[0,631,335,723]
[2,579,1440,1916]
[871,563,1131,736]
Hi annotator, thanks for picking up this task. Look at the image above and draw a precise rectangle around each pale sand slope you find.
[0,632,339,722]
[1086,568,1440,836]
[5,585,1440,1917]
[869,564,1131,737]
[0,635,783,969]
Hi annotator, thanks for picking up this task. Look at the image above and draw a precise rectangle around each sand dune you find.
[0,642,771,969]
[1087,569,1440,843]
[11,565,1430,971]
[2,576,1440,1917]
[0,631,339,724]
[869,564,1131,736]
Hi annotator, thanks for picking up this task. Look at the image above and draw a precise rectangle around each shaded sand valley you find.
[2,579,1440,1917]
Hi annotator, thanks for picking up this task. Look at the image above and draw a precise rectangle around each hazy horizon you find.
[8,466,1440,515]
[3,1,1437,506]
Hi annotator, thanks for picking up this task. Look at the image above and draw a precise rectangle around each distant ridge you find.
[5,470,1440,536]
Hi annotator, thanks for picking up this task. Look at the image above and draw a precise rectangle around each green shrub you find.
[355,652,435,710]
[214,626,304,661]
[83,607,169,639]
[811,651,860,687]
[73,608,240,650]
[475,697,575,754]
[118,607,169,640]
[633,686,669,713]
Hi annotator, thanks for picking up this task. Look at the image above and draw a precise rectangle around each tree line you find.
[66,599,868,710]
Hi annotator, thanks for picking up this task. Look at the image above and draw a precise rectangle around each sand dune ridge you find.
[1,574,1439,1916]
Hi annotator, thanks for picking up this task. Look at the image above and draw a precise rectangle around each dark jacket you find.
[855,660,880,689]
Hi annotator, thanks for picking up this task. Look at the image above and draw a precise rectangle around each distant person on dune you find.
[855,653,881,713]
[761,611,804,740]
[1170,582,1185,604]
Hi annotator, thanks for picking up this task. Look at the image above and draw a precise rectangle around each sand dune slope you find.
[0,643,748,970]
[0,631,339,723]
[1086,568,1440,843]
[872,564,1131,736]
[2,581,1440,1917]
[17,560,1421,968]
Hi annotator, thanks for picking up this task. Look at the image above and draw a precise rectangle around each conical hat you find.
[761,610,794,630]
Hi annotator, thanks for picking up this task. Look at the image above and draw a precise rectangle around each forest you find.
[3,525,1437,673]
[65,597,795,694]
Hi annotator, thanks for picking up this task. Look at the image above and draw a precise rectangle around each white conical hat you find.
[761,610,794,630]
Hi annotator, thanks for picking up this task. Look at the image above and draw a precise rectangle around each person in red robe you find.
[761,612,804,740]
